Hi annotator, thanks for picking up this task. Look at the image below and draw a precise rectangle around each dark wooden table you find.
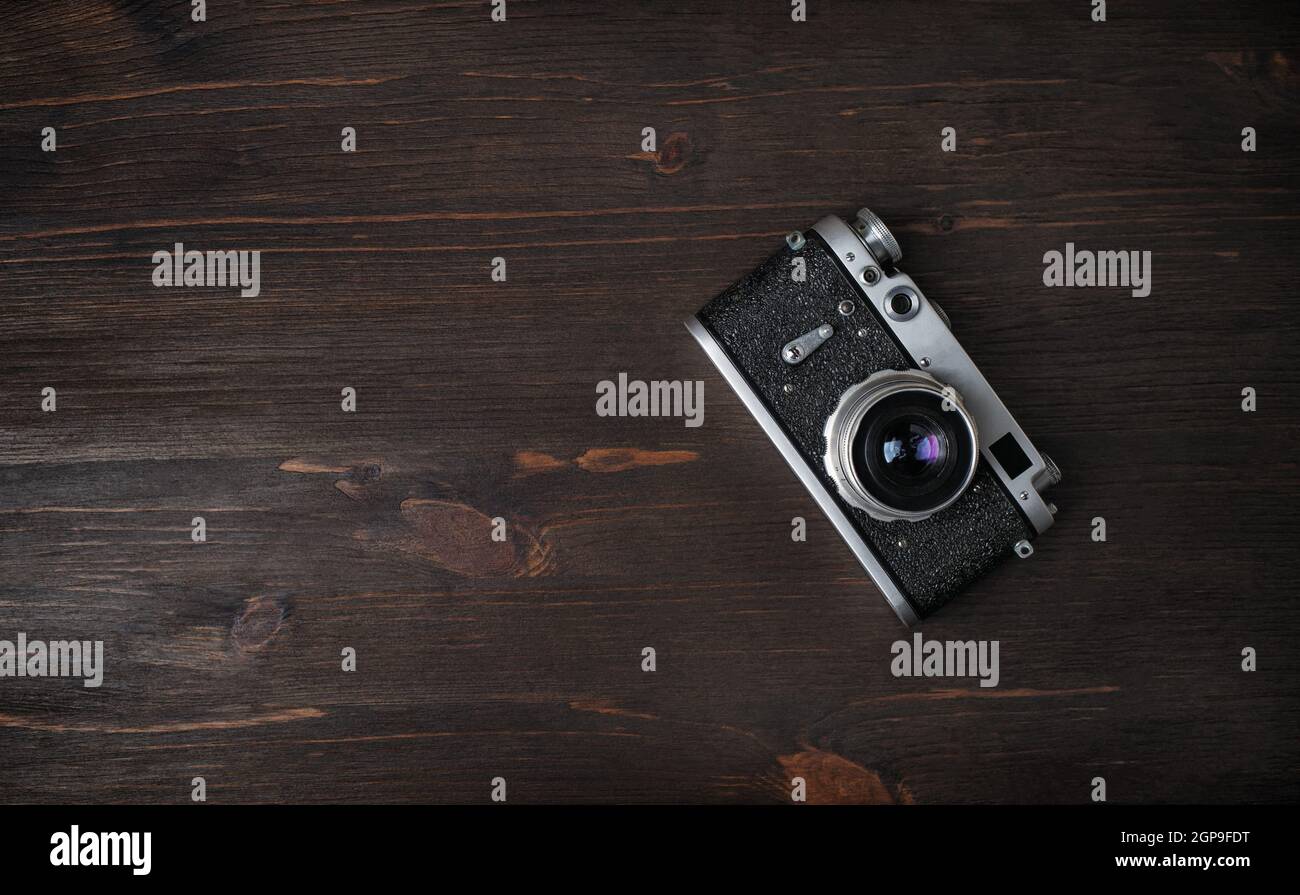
[1,0,1297,804]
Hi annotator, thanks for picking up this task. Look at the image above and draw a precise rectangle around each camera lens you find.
[851,390,973,513]
[824,370,979,522]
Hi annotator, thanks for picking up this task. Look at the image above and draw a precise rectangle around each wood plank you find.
[0,0,1297,803]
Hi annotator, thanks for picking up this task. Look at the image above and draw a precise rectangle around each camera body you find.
[687,209,1060,624]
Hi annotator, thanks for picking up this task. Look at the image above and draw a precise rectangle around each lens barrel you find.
[824,370,979,522]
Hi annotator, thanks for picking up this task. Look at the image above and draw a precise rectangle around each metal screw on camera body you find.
[1014,539,1034,559]
[786,231,806,251]
[861,266,881,285]
[838,300,855,315]
[783,383,794,394]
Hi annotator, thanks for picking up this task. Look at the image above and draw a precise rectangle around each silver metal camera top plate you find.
[810,214,1055,536]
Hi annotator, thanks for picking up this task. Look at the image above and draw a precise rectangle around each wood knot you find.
[353,462,382,483]
[231,595,286,653]
[653,131,692,175]
[776,748,913,805]
[396,499,552,577]
[278,456,383,501]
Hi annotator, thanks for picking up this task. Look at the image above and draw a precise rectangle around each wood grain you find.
[1,0,1297,804]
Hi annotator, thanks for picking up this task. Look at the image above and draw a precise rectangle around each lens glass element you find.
[849,389,974,514]
[880,416,946,476]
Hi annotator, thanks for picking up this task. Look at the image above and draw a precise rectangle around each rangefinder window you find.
[990,431,1033,480]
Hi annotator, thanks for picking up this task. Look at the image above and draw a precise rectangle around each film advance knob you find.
[854,207,903,266]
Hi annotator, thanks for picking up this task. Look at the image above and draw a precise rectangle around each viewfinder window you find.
[990,432,1032,479]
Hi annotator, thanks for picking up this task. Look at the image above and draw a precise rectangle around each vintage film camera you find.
[687,209,1060,624]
